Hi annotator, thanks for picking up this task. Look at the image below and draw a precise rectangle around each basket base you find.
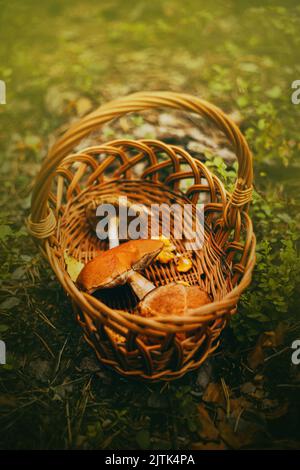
[74,301,227,382]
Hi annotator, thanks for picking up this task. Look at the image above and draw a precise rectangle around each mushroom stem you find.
[108,215,119,249]
[107,211,157,299]
[108,216,156,299]
[127,271,155,300]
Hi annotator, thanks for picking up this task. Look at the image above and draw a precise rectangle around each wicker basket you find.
[28,91,256,381]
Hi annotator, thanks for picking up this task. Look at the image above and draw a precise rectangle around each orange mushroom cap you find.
[139,283,211,317]
[77,239,163,294]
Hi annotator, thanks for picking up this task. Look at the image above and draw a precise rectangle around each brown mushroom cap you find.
[77,239,163,293]
[138,283,211,318]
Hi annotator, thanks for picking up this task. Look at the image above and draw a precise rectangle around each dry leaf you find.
[203,382,226,406]
[248,325,286,370]
[197,404,219,441]
[230,397,252,420]
[64,251,84,282]
[240,382,256,395]
[262,324,285,348]
[247,342,265,370]
[218,418,261,450]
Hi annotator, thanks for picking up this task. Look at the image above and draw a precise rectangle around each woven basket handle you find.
[30,91,253,234]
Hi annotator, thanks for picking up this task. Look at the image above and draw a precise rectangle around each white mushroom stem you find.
[107,202,149,249]
[108,221,156,299]
[108,215,119,249]
[107,214,156,300]
[127,271,155,300]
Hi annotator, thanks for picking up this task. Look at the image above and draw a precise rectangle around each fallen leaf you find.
[253,374,264,383]
[0,297,21,310]
[218,417,262,449]
[240,382,256,395]
[247,325,285,370]
[197,404,219,441]
[230,396,252,420]
[203,382,226,407]
[64,251,84,282]
[247,342,265,369]
[252,388,265,400]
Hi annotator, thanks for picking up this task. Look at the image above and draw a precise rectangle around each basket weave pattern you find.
[28,92,256,381]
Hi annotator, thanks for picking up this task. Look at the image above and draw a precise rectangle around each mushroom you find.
[128,272,211,342]
[129,272,211,319]
[77,238,164,293]
[79,195,162,293]
[79,196,211,340]
[154,235,176,264]
[175,255,193,273]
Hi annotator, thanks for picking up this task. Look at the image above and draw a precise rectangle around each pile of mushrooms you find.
[77,196,211,341]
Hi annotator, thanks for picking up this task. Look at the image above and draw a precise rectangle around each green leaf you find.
[64,251,84,282]
[0,297,21,310]
[0,324,9,332]
[0,225,13,241]
[237,96,249,108]
[12,266,27,280]
[266,85,281,99]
